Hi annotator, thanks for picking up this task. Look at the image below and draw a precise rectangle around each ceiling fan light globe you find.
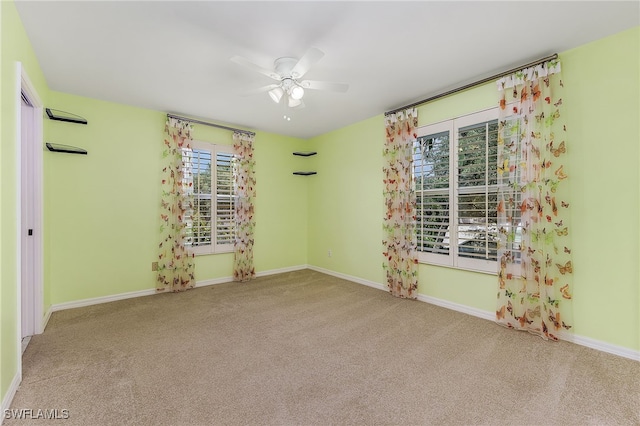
[268,87,284,103]
[288,97,302,108]
[290,86,305,100]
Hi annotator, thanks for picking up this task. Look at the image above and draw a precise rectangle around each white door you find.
[20,83,43,344]
[21,93,35,340]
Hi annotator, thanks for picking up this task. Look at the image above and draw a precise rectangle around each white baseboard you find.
[51,288,157,312]
[1,372,21,425]
[195,276,233,287]
[196,264,308,286]
[256,264,308,278]
[307,265,385,291]
[417,293,496,322]
[418,295,639,361]
[41,307,52,332]
[50,265,310,312]
[309,265,640,362]
[307,266,494,321]
[559,332,640,362]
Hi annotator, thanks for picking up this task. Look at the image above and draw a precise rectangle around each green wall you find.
[46,92,309,304]
[1,0,49,404]
[308,26,640,352]
[561,27,639,349]
[307,115,386,285]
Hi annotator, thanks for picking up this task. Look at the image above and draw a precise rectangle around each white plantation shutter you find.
[499,116,524,257]
[456,119,499,263]
[414,127,451,259]
[184,141,235,254]
[193,148,213,246]
[414,109,499,272]
[215,151,235,247]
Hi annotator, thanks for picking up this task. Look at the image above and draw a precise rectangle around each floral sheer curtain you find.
[157,118,196,292]
[383,108,419,299]
[495,60,573,340]
[232,132,256,282]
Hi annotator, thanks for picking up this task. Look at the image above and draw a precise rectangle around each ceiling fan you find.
[231,47,349,109]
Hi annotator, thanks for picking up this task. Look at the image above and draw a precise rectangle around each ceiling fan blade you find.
[230,56,281,81]
[239,84,280,97]
[299,80,349,93]
[290,48,324,79]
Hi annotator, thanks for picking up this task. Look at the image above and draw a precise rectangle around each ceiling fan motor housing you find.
[274,57,299,78]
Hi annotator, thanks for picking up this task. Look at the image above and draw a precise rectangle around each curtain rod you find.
[384,53,558,116]
[166,113,256,137]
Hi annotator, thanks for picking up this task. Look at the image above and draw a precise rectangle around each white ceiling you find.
[15,1,639,139]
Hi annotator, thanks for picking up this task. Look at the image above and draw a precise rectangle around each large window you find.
[183,141,235,255]
[414,109,498,273]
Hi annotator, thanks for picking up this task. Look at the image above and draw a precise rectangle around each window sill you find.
[417,259,497,276]
[190,247,234,256]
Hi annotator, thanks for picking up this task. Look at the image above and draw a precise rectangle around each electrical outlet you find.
[151,262,158,271]
[328,250,332,258]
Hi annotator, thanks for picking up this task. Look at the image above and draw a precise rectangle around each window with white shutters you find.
[184,141,235,255]
[414,108,498,273]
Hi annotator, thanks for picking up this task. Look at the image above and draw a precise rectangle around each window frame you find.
[414,108,499,274]
[185,140,235,256]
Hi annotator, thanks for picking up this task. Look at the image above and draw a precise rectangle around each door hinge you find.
[28,229,33,236]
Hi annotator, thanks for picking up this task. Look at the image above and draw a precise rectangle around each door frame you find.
[17,63,45,349]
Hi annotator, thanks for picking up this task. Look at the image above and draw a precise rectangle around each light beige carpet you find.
[6,269,640,425]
